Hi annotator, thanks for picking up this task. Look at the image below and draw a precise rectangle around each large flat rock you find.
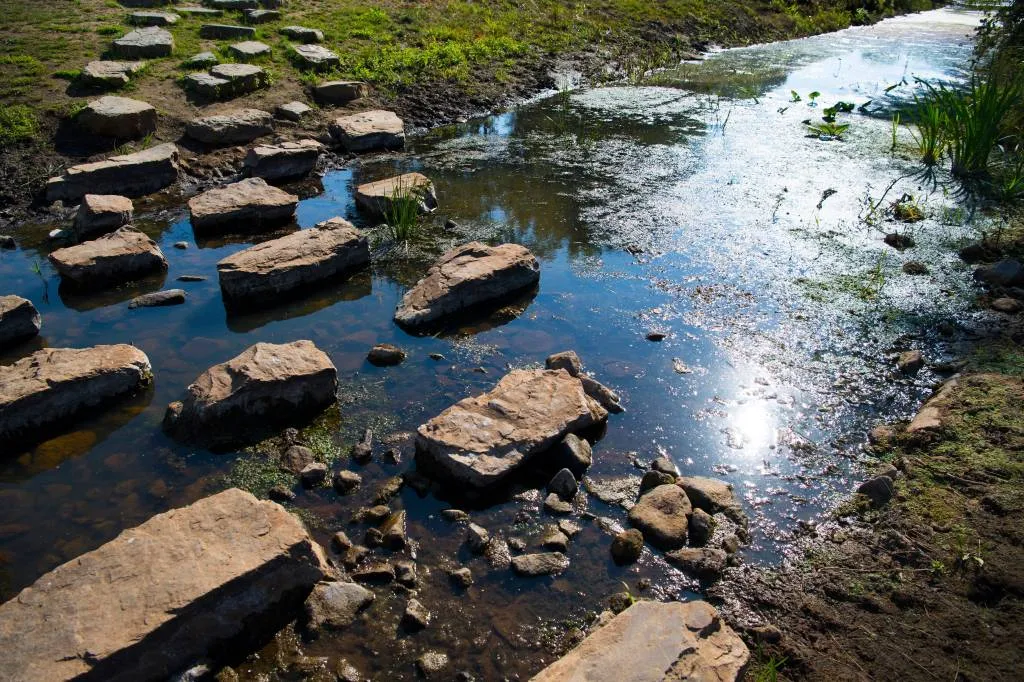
[164,340,338,445]
[292,44,339,69]
[0,295,41,348]
[81,60,145,88]
[530,600,749,682]
[329,109,405,152]
[49,227,167,286]
[185,108,273,145]
[77,96,157,139]
[244,139,323,180]
[355,172,437,219]
[188,177,298,231]
[0,488,330,682]
[395,242,540,329]
[112,26,174,59]
[0,344,151,443]
[416,368,607,487]
[45,142,179,202]
[218,217,369,300]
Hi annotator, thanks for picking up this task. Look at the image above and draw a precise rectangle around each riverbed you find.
[0,8,988,680]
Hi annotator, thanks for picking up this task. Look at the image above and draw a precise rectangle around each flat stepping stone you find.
[49,227,167,286]
[177,6,223,17]
[243,139,323,180]
[45,142,179,202]
[355,172,437,219]
[81,60,145,87]
[129,11,179,26]
[0,344,151,443]
[183,72,230,98]
[531,601,749,682]
[0,489,330,682]
[163,340,337,445]
[275,100,311,121]
[188,177,297,230]
[329,110,405,152]
[77,95,157,139]
[395,242,540,329]
[200,24,256,39]
[281,26,324,43]
[292,44,339,69]
[244,8,280,23]
[112,26,174,58]
[315,80,369,104]
[416,367,607,487]
[217,217,369,300]
[185,51,218,67]
[74,194,134,237]
[0,296,41,349]
[229,40,271,60]
[185,108,273,145]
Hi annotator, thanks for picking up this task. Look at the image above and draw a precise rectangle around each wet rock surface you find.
[354,172,437,218]
[0,488,330,682]
[416,367,608,487]
[163,340,338,445]
[303,581,374,635]
[217,217,367,299]
[128,288,186,308]
[511,552,570,576]
[395,242,541,328]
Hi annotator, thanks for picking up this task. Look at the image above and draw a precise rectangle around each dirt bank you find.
[713,365,1024,681]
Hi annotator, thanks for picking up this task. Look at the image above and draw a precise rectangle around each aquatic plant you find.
[386,180,425,243]
[805,120,850,140]
[908,93,945,165]
[920,73,1023,180]
[890,112,900,153]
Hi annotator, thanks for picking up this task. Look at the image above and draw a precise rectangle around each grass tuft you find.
[0,104,39,146]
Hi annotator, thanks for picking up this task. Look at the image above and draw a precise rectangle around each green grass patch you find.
[0,104,39,146]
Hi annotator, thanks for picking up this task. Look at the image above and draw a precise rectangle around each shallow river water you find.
[0,8,991,680]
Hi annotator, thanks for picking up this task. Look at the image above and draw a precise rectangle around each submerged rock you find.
[0,295,41,348]
[530,601,748,682]
[163,340,338,446]
[128,288,186,308]
[49,227,167,287]
[217,217,367,299]
[402,598,431,631]
[511,552,569,576]
[395,242,540,329]
[303,581,374,635]
[416,368,608,488]
[367,343,407,367]
[0,488,330,682]
[0,344,151,443]
[627,484,691,550]
[189,177,298,231]
[45,143,179,202]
